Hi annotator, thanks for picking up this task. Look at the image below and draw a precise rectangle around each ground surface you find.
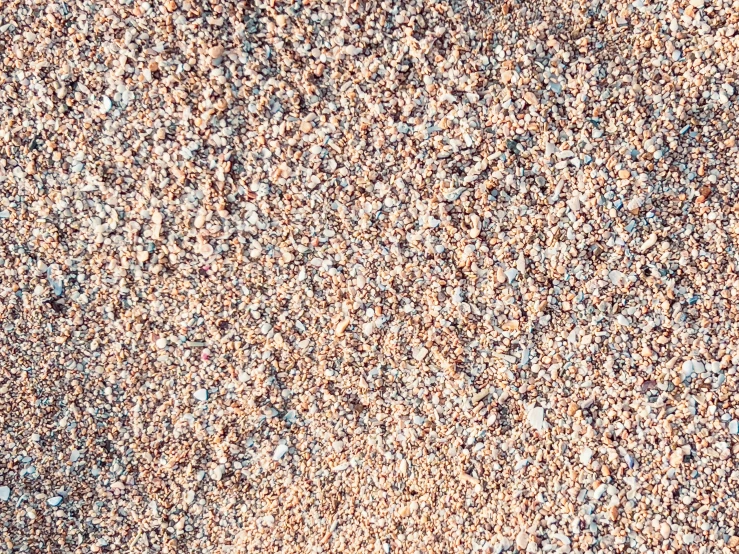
[1,0,739,552]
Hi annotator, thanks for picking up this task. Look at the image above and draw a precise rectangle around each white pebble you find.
[516,253,526,274]
[616,314,631,327]
[640,233,658,252]
[273,444,289,460]
[528,406,545,431]
[580,447,593,465]
[413,346,429,362]
[199,243,214,257]
[100,96,112,114]
[193,389,208,402]
[608,270,625,286]
[593,483,607,500]
[0,486,9,501]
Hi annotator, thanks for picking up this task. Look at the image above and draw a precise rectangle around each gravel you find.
[1,0,739,552]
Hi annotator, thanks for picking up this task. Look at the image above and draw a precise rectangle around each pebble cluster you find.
[2,0,739,552]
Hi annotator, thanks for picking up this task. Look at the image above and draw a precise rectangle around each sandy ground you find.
[1,0,739,552]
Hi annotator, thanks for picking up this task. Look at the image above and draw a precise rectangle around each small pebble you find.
[273,444,289,461]
[516,531,529,550]
[528,406,545,431]
[505,268,519,283]
[100,96,112,114]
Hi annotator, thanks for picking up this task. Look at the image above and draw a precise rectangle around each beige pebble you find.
[516,531,529,550]
[335,318,351,336]
[469,214,481,238]
[523,91,538,106]
[471,388,489,404]
[199,243,214,257]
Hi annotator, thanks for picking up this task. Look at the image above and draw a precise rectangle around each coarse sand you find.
[1,0,739,552]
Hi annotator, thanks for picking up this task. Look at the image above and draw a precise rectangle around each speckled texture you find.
[1,0,739,553]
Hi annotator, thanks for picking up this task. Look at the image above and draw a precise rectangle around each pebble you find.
[471,388,489,404]
[593,483,607,500]
[199,243,215,257]
[515,530,529,550]
[504,268,519,284]
[523,91,538,106]
[527,406,545,431]
[99,96,112,114]
[273,444,289,461]
[47,496,63,507]
[193,389,208,402]
[580,447,593,465]
[469,214,481,239]
[640,233,658,252]
[413,346,429,362]
[335,318,351,336]
[0,486,9,502]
